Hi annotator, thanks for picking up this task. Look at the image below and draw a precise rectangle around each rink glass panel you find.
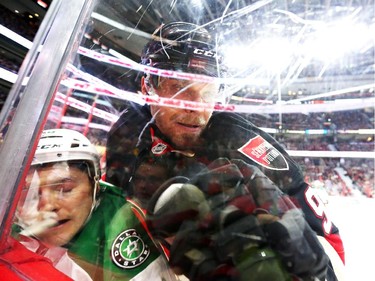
[0,0,374,280]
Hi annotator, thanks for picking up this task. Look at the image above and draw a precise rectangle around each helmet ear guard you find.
[145,72,161,88]
[143,73,159,96]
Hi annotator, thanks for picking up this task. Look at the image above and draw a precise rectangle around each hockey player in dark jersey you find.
[105,22,345,280]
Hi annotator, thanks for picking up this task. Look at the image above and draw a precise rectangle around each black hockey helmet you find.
[141,22,221,84]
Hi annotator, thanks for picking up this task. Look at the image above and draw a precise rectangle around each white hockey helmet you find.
[33,129,100,177]
[32,129,101,204]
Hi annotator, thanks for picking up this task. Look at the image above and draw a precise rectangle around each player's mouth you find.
[176,122,202,130]
[48,219,70,230]
[57,219,70,226]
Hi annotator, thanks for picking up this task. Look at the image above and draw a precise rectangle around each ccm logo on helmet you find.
[38,144,62,149]
[193,48,216,58]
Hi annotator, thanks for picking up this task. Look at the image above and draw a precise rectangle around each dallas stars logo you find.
[111,229,150,269]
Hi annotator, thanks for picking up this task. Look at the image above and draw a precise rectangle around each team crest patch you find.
[111,229,150,269]
[151,142,168,155]
[238,135,289,171]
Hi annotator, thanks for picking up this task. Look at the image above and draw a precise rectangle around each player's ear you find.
[141,75,148,95]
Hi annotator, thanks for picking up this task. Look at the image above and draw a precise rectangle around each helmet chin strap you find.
[81,174,101,228]
[91,175,101,210]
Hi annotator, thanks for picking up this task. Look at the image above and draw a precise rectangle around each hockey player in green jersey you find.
[13,129,125,280]
[103,157,186,281]
[13,129,121,280]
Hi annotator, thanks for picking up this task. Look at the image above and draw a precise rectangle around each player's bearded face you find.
[148,78,219,149]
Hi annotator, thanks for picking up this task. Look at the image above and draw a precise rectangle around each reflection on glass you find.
[1,0,374,280]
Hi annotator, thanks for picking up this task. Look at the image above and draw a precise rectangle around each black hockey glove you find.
[189,158,330,280]
[147,175,292,281]
[261,209,329,280]
[167,204,293,281]
[146,177,240,281]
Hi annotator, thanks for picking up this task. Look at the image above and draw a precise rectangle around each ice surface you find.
[326,196,375,281]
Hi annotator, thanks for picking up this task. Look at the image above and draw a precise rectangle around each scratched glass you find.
[1,0,374,280]
[152,77,221,103]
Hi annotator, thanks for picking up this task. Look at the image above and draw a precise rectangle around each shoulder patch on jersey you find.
[111,229,150,269]
[238,135,289,171]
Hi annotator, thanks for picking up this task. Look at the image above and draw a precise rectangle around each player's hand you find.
[189,158,330,280]
[147,175,291,281]
[147,177,240,280]
[188,157,292,214]
[262,209,329,281]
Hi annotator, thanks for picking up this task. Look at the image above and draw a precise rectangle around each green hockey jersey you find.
[103,198,182,281]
